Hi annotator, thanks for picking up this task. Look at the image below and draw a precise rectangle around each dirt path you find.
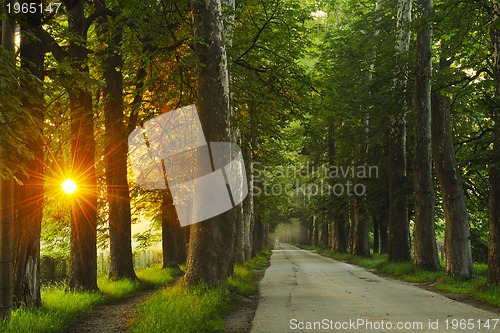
[223,268,266,333]
[67,288,160,333]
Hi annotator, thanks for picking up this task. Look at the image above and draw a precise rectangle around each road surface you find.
[251,243,500,333]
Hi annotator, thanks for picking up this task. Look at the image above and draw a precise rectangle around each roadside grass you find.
[129,283,232,333]
[130,245,273,333]
[295,244,500,308]
[0,266,177,333]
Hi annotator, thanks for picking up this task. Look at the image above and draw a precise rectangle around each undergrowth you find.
[130,245,273,333]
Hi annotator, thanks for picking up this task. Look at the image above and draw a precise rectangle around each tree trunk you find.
[488,0,500,284]
[412,0,440,271]
[67,1,98,291]
[0,6,15,320]
[353,196,371,257]
[320,220,329,249]
[233,195,245,263]
[373,214,380,254]
[184,0,236,286]
[432,90,473,280]
[312,216,319,247]
[0,178,14,321]
[332,209,348,252]
[12,0,46,307]
[162,191,181,268]
[242,143,254,260]
[99,11,137,281]
[379,200,389,253]
[327,118,348,252]
[388,0,411,262]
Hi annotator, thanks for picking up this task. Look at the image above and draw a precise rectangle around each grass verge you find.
[129,245,273,333]
[0,266,178,333]
[296,244,500,308]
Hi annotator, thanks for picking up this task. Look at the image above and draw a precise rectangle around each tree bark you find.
[67,0,98,291]
[320,220,329,249]
[0,5,15,319]
[488,0,500,284]
[327,118,348,252]
[12,0,46,307]
[353,196,371,257]
[242,142,254,260]
[388,0,411,262]
[99,8,137,281]
[311,216,319,247]
[162,191,181,268]
[184,0,236,286]
[432,90,473,280]
[412,0,440,271]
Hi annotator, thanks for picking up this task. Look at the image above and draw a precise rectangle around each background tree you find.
[96,0,137,281]
[412,0,440,270]
[388,0,411,262]
[66,0,98,291]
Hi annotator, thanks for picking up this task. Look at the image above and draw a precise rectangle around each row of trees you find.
[0,0,311,320]
[291,0,500,284]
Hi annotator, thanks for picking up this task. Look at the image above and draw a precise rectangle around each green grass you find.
[129,283,231,333]
[227,265,256,295]
[0,266,177,333]
[295,244,500,308]
[130,245,273,333]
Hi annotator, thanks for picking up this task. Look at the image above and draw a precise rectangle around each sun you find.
[61,179,77,194]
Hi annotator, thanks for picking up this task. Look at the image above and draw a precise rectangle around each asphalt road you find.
[251,242,500,333]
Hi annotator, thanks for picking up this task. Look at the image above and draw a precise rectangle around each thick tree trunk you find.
[99,13,137,281]
[184,0,236,286]
[388,0,411,262]
[12,0,46,307]
[412,0,440,271]
[162,191,181,268]
[432,92,473,280]
[0,7,15,319]
[67,1,98,291]
[488,0,500,283]
[0,178,14,321]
